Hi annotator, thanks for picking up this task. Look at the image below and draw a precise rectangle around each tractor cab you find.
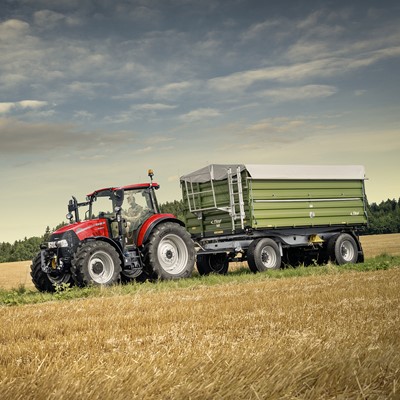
[83,183,161,243]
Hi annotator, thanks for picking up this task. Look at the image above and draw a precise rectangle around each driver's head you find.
[127,195,136,205]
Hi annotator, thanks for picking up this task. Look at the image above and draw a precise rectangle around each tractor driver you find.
[123,194,144,232]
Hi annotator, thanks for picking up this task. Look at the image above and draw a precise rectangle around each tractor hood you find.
[52,219,110,242]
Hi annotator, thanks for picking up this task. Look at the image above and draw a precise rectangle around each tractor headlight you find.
[48,239,69,248]
[57,239,69,248]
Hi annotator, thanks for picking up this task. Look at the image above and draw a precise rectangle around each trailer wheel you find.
[328,233,358,265]
[71,241,121,287]
[30,252,74,292]
[143,222,195,280]
[196,253,229,275]
[247,238,281,272]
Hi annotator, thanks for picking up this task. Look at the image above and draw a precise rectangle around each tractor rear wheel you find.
[143,222,195,280]
[30,252,74,292]
[71,241,122,287]
[196,253,229,275]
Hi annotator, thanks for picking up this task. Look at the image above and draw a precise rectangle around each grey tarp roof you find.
[180,164,366,183]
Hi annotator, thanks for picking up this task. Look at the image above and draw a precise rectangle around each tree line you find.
[1,198,399,263]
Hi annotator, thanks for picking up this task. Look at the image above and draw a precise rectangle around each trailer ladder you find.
[227,166,245,230]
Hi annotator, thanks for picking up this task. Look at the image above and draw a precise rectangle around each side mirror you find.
[67,196,80,222]
[114,189,124,208]
[68,199,76,212]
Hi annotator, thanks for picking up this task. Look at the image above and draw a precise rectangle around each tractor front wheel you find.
[30,252,74,292]
[71,241,122,287]
[143,222,195,280]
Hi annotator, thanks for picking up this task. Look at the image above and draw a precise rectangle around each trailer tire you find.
[143,222,195,280]
[196,253,229,275]
[328,233,358,265]
[30,252,74,292]
[247,238,281,272]
[71,241,121,287]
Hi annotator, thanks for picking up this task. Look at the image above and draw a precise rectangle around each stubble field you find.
[0,234,399,399]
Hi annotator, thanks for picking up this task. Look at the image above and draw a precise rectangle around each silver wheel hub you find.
[261,246,277,269]
[88,250,115,284]
[158,234,188,275]
[341,240,355,262]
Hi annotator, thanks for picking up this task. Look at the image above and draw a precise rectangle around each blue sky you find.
[1,0,400,242]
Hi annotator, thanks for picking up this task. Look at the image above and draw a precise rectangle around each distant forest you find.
[1,199,399,263]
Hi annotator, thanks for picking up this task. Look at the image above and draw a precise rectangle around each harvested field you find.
[0,267,399,399]
[0,260,34,290]
[360,233,400,258]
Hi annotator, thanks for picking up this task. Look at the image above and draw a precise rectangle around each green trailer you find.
[180,164,367,274]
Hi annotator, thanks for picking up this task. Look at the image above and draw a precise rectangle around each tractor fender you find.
[136,214,185,247]
[80,236,124,259]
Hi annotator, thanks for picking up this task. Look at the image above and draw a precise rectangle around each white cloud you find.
[33,10,65,29]
[115,81,196,101]
[208,46,400,92]
[0,19,30,40]
[244,117,307,135]
[33,9,82,29]
[67,81,109,96]
[259,85,337,102]
[131,103,177,111]
[74,110,95,119]
[0,103,15,114]
[179,108,221,122]
[0,100,48,115]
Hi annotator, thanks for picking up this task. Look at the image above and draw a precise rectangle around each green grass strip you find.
[1,254,399,307]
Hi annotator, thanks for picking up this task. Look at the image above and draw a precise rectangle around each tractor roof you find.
[87,182,159,197]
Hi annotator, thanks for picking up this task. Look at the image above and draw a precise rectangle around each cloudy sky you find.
[1,0,400,243]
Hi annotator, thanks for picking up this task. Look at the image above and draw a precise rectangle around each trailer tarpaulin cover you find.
[180,164,246,183]
[180,164,366,183]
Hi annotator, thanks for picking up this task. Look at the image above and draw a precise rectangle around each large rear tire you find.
[30,252,74,292]
[196,253,229,275]
[71,241,122,287]
[143,222,195,280]
[247,238,281,272]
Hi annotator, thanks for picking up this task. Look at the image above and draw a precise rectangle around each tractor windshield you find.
[121,188,155,233]
[87,187,157,239]
[89,190,117,220]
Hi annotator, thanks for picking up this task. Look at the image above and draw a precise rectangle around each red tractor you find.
[31,170,195,292]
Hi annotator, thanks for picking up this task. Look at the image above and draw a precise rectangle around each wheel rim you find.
[88,250,115,284]
[260,246,277,269]
[340,240,355,262]
[157,234,188,275]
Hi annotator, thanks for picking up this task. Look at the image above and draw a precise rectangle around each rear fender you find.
[136,214,185,247]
